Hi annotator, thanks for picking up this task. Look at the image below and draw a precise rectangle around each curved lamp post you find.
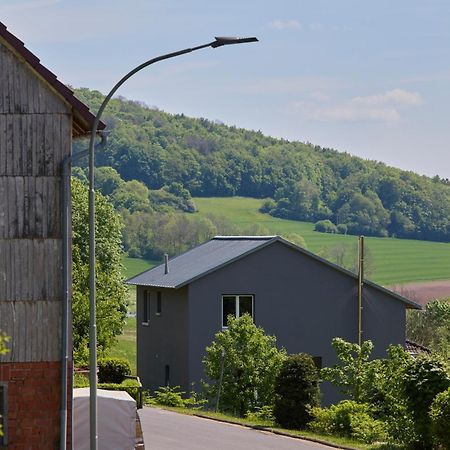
[87,36,258,449]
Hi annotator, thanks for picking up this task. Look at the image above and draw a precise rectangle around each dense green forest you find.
[74,88,450,242]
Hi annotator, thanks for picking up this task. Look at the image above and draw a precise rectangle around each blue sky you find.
[3,0,450,178]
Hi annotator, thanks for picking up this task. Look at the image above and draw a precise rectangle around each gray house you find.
[126,236,420,403]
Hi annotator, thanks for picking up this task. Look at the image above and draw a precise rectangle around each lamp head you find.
[211,36,259,48]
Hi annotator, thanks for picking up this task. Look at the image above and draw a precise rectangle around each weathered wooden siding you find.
[0,39,72,362]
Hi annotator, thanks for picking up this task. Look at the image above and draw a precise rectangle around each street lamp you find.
[88,36,258,449]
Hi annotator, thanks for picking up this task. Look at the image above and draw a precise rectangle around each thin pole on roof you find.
[87,36,258,450]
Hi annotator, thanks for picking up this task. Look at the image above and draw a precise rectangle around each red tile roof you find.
[0,22,105,138]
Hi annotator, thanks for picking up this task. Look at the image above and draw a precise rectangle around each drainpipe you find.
[61,134,107,450]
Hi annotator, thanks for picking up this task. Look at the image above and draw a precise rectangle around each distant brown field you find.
[389,280,450,306]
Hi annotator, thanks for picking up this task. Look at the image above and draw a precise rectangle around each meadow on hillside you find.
[193,197,450,286]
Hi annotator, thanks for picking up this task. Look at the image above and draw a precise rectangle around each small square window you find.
[222,295,254,328]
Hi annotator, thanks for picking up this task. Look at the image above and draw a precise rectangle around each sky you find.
[3,0,450,178]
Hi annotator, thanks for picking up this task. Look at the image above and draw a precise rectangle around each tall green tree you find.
[203,314,286,416]
[71,178,127,364]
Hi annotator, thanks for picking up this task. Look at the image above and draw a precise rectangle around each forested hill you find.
[74,87,450,242]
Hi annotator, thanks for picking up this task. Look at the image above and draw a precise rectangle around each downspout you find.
[61,134,107,450]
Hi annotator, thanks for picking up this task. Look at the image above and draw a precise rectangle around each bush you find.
[402,355,450,448]
[309,401,387,444]
[350,411,387,444]
[98,380,141,403]
[337,224,348,235]
[314,220,338,234]
[151,386,186,407]
[245,405,275,423]
[430,387,450,449]
[97,358,131,384]
[73,373,89,388]
[273,354,320,429]
[259,199,276,214]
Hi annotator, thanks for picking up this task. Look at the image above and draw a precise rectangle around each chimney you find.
[164,253,169,274]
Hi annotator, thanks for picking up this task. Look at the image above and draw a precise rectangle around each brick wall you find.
[0,361,71,449]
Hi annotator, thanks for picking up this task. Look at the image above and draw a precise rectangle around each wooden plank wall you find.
[0,40,72,362]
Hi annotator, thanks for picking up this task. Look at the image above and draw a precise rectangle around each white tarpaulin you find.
[73,388,136,450]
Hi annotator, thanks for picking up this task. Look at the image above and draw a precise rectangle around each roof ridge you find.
[213,235,276,240]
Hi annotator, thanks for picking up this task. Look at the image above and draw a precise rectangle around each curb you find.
[191,412,358,450]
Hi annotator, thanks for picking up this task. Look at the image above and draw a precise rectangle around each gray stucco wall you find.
[187,241,406,404]
[136,286,189,392]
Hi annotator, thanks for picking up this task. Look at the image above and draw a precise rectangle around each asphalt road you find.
[139,407,335,450]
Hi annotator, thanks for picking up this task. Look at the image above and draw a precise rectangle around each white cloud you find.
[270,20,300,30]
[352,89,422,107]
[309,106,400,122]
[301,88,422,123]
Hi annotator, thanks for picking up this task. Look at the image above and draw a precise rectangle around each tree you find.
[111,180,151,212]
[402,355,450,449]
[406,298,450,359]
[203,314,286,416]
[321,338,374,403]
[273,354,320,429]
[95,166,124,196]
[71,178,127,364]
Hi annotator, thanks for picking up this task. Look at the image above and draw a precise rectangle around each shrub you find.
[337,224,348,235]
[259,199,276,214]
[402,355,450,448]
[314,220,337,234]
[273,353,320,429]
[97,358,131,384]
[310,401,387,444]
[150,386,186,407]
[349,411,387,444]
[430,387,450,449]
[98,380,141,403]
[73,373,89,388]
[245,405,275,423]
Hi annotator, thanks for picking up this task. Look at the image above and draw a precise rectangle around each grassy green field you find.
[121,256,156,279]
[108,316,137,374]
[193,196,450,286]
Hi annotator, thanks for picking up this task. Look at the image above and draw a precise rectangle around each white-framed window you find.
[142,291,150,326]
[222,295,254,328]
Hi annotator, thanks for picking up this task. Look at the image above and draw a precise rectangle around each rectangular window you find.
[222,295,254,328]
[142,291,150,325]
[0,383,7,446]
[156,291,162,316]
[164,365,170,387]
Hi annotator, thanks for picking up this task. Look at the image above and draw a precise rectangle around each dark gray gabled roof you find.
[126,236,276,289]
[126,235,422,309]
